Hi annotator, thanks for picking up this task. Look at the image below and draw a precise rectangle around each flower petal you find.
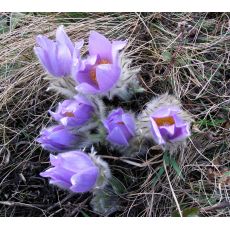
[96,64,120,92]
[89,31,112,61]
[40,167,73,185]
[170,124,190,142]
[76,82,99,94]
[56,25,74,54]
[150,118,166,145]
[70,167,99,193]
[34,47,55,76]
[47,128,76,146]
[36,35,54,50]
[122,113,136,136]
[159,125,175,137]
[107,126,129,146]
[59,151,96,172]
[56,43,72,76]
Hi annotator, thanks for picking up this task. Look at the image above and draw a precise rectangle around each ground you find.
[0,12,230,217]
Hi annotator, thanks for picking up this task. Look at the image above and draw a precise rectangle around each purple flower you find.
[103,108,136,146]
[74,31,127,94]
[150,107,190,145]
[36,125,79,151]
[49,95,94,127]
[34,25,83,77]
[40,151,99,193]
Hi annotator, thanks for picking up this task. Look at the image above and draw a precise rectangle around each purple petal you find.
[170,124,190,142]
[96,64,120,92]
[75,70,98,86]
[47,128,76,146]
[40,167,73,186]
[89,31,112,61]
[150,118,166,145]
[71,40,84,74]
[50,154,60,166]
[49,110,62,121]
[34,47,55,76]
[56,43,72,76]
[36,35,62,77]
[76,82,99,94]
[122,113,136,136]
[59,117,74,126]
[159,125,175,137]
[70,167,99,193]
[36,35,54,50]
[58,151,96,172]
[56,25,74,54]
[107,126,129,146]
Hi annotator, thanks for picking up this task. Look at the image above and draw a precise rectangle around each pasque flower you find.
[137,94,192,149]
[74,31,127,94]
[40,151,99,193]
[49,95,94,127]
[150,107,190,145]
[103,108,136,146]
[34,25,83,77]
[36,125,79,151]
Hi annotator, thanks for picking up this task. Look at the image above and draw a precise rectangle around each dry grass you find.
[0,12,230,217]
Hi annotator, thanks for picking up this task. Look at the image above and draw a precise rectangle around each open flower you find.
[74,31,127,94]
[36,125,79,151]
[150,107,191,145]
[34,25,83,77]
[40,151,99,193]
[137,94,192,151]
[103,108,136,146]
[49,95,94,127]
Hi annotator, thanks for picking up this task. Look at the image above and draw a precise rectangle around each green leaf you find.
[196,118,225,128]
[80,210,90,217]
[172,207,199,217]
[223,171,230,176]
[162,51,172,62]
[109,176,126,195]
[163,151,170,165]
[170,157,185,181]
[152,166,165,187]
[183,207,199,217]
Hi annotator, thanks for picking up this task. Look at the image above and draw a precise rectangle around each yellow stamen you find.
[99,59,110,65]
[64,112,75,117]
[89,69,97,84]
[154,116,175,126]
[89,59,111,84]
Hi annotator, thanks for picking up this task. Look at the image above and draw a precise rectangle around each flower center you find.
[89,59,111,84]
[99,59,110,65]
[64,112,75,117]
[117,121,125,125]
[154,116,175,127]
[89,69,97,83]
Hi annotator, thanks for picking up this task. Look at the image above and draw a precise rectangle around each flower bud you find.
[36,125,79,152]
[103,108,136,146]
[49,95,94,127]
